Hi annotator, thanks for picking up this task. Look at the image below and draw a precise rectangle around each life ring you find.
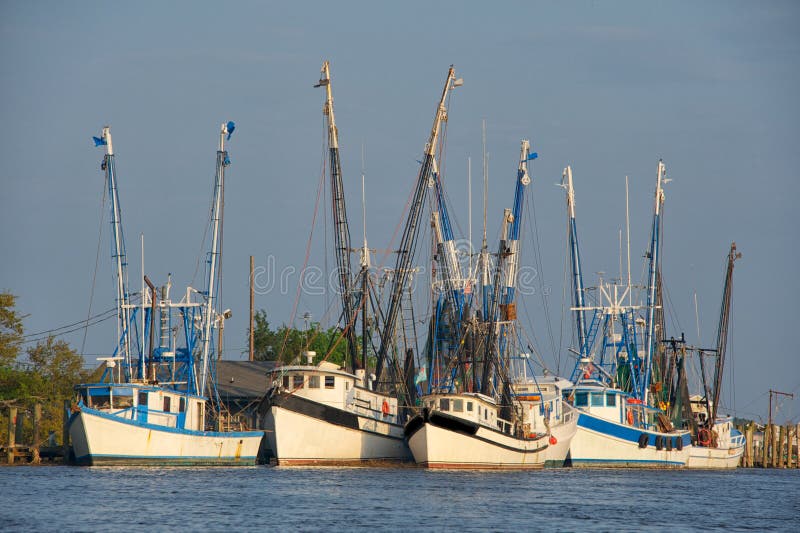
[638,433,649,449]
[626,409,634,425]
[549,435,557,445]
[381,400,390,417]
[698,428,712,446]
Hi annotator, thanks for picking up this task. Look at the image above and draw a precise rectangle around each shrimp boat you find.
[674,243,744,468]
[561,162,691,467]
[261,61,451,465]
[406,139,572,469]
[512,374,578,467]
[69,124,264,466]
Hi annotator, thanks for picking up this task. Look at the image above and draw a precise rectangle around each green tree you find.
[0,292,24,367]
[250,309,351,367]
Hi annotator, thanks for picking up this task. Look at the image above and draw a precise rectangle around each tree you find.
[0,292,24,367]
[27,336,86,397]
[249,309,351,367]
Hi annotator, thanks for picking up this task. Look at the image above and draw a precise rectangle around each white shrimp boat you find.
[262,358,411,465]
[405,392,549,469]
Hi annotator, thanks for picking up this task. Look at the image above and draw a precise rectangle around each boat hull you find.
[264,392,412,466]
[686,444,744,469]
[405,411,547,469]
[69,407,263,466]
[569,411,691,468]
[544,409,579,467]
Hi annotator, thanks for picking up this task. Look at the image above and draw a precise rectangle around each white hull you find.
[686,444,743,469]
[544,410,578,467]
[69,407,263,466]
[265,402,412,466]
[406,416,547,469]
[570,411,691,468]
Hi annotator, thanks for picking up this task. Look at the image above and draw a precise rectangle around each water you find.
[1,466,798,532]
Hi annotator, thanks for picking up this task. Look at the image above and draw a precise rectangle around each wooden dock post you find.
[788,425,795,469]
[761,424,770,468]
[745,424,754,467]
[7,406,17,464]
[62,400,71,462]
[32,403,41,464]
[778,425,787,468]
[796,424,800,469]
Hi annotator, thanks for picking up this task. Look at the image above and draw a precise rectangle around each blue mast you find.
[561,166,588,359]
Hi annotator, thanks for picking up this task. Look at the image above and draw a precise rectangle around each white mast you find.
[199,122,229,393]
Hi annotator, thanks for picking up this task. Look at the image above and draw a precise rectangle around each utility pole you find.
[249,255,255,362]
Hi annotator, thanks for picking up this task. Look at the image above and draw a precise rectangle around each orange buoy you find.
[381,400,390,416]
[549,435,557,445]
[626,409,634,425]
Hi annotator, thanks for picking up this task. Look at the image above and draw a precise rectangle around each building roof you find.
[215,360,275,400]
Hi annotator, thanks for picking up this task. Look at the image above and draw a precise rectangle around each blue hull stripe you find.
[571,458,685,466]
[577,412,691,447]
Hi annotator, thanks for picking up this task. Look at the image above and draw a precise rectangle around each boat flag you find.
[226,121,235,140]
[527,152,538,160]
[93,136,107,147]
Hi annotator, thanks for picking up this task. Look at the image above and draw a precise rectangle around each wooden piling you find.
[778,425,786,468]
[745,424,754,467]
[761,424,769,468]
[796,424,800,469]
[7,407,17,464]
[62,400,71,461]
[787,425,794,469]
[32,403,41,464]
[771,425,780,468]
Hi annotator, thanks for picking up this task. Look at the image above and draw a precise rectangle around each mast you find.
[480,120,491,320]
[315,61,358,371]
[431,157,465,320]
[374,65,461,387]
[709,242,740,423]
[642,160,666,403]
[199,121,233,393]
[561,166,588,357]
[95,127,132,378]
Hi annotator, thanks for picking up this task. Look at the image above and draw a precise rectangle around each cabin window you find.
[325,376,335,389]
[606,393,616,407]
[574,392,589,407]
[282,375,290,389]
[293,375,305,389]
[115,394,134,409]
[591,393,604,407]
[138,392,147,408]
[163,396,171,412]
[453,399,464,412]
[439,398,450,411]
[87,388,111,409]
[467,401,473,412]
[179,397,186,413]
[308,375,320,388]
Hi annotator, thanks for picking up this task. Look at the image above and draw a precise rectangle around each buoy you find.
[626,409,634,425]
[381,400,390,416]
[549,435,557,445]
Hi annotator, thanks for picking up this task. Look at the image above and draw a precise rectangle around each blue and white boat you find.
[560,162,691,468]
[69,124,263,466]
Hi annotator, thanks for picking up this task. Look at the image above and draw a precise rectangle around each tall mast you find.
[96,127,132,377]
[374,65,461,387]
[315,61,358,371]
[642,160,666,403]
[480,120,491,320]
[431,157,465,320]
[199,121,233,393]
[502,139,534,304]
[710,242,740,423]
[561,166,588,356]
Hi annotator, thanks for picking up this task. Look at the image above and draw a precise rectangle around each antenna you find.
[468,156,472,275]
[481,119,488,249]
[625,175,632,304]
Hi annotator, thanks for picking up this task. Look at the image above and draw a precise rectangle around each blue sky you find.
[1,1,798,423]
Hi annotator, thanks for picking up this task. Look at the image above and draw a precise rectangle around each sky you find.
[1,0,798,424]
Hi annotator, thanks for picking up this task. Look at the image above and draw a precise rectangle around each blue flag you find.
[528,152,538,160]
[93,136,107,147]
[226,121,235,140]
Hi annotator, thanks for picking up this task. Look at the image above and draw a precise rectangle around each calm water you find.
[1,466,798,532]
